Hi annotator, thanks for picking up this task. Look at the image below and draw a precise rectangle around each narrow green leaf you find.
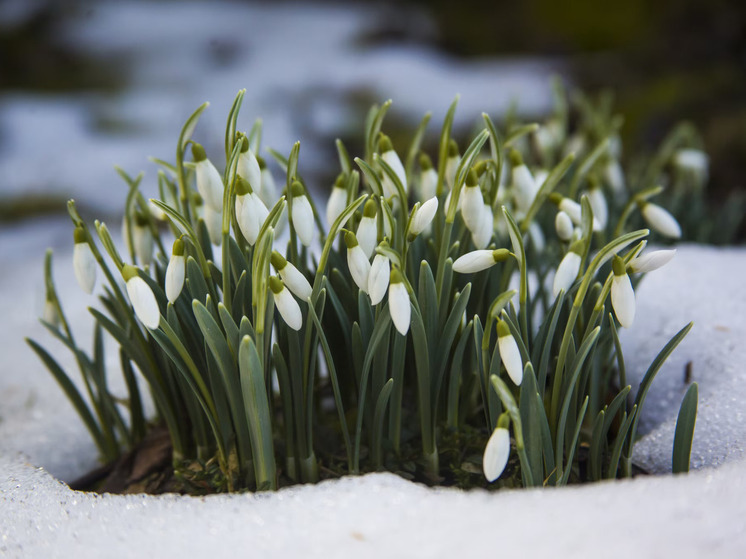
[673,382,698,474]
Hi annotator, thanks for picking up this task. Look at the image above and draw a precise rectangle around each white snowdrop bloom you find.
[563,133,586,158]
[133,217,154,266]
[123,265,160,329]
[43,298,60,328]
[553,241,583,297]
[674,148,709,179]
[608,134,623,159]
[587,182,608,229]
[534,123,558,155]
[497,319,523,385]
[258,157,278,207]
[380,134,408,194]
[471,202,493,249]
[550,194,601,232]
[270,276,302,331]
[72,227,96,295]
[204,205,223,246]
[356,200,379,259]
[604,159,626,196]
[192,143,224,212]
[165,239,186,303]
[237,138,262,196]
[410,196,438,239]
[270,251,312,301]
[388,268,411,336]
[445,139,460,190]
[419,153,438,201]
[368,253,390,305]
[629,249,676,274]
[510,150,538,213]
[290,181,315,247]
[555,210,574,241]
[236,178,269,245]
[483,419,510,482]
[528,220,545,252]
[461,170,484,233]
[533,168,549,191]
[640,201,682,239]
[453,248,511,274]
[345,231,371,293]
[611,255,635,328]
[148,199,167,221]
[326,174,348,227]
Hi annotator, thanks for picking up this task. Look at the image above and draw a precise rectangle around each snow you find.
[2,241,746,558]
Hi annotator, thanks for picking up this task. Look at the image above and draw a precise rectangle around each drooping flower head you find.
[356,199,379,259]
[418,152,438,201]
[483,412,511,482]
[290,180,315,247]
[388,267,411,336]
[611,254,635,328]
[510,149,538,214]
[192,142,224,212]
[326,173,348,228]
[638,200,682,239]
[379,133,407,197]
[453,248,511,274]
[270,250,312,301]
[72,226,96,295]
[122,264,160,329]
[368,251,391,306]
[269,276,302,331]
[344,230,371,293]
[409,196,439,241]
[497,319,523,386]
[461,169,484,234]
[165,238,186,303]
[553,239,584,297]
[445,139,460,191]
[237,135,262,198]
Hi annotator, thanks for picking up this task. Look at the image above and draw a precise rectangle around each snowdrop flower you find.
[510,150,538,214]
[388,268,411,336]
[483,413,511,482]
[204,205,223,246]
[471,202,493,249]
[453,248,511,274]
[326,173,348,227]
[356,199,378,259]
[148,199,167,221]
[674,148,709,180]
[603,158,625,196]
[43,297,60,328]
[553,240,584,297]
[270,251,312,300]
[133,213,154,265]
[497,319,523,385]
[368,252,390,305]
[528,220,545,252]
[461,170,484,233]
[611,255,635,328]
[123,265,160,329]
[549,193,601,232]
[533,168,549,191]
[192,143,224,212]
[73,227,96,294]
[236,177,269,245]
[290,181,315,247]
[629,249,676,274]
[270,276,302,331]
[345,231,371,293]
[555,210,574,241]
[639,201,682,238]
[586,180,608,229]
[379,134,407,196]
[418,153,438,201]
[257,156,278,207]
[237,136,262,195]
[165,238,186,303]
[409,196,438,239]
[563,133,586,158]
[445,139,460,190]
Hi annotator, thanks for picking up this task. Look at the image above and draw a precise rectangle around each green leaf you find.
[372,378,394,469]
[673,382,698,474]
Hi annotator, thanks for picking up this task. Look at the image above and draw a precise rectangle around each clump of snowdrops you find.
[29,86,700,492]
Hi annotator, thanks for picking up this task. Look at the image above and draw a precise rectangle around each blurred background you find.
[0,0,744,233]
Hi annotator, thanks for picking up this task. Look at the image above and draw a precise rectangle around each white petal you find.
[453,250,496,274]
[134,225,154,266]
[512,165,538,213]
[420,168,438,201]
[498,333,523,385]
[274,286,303,331]
[280,263,312,301]
[165,255,185,303]
[483,427,510,482]
[559,198,601,231]
[445,156,460,190]
[347,245,371,293]
[588,187,608,229]
[642,203,682,238]
[674,148,708,175]
[326,187,348,227]
[629,249,676,274]
[604,159,625,195]
[555,211,574,241]
[461,185,484,233]
[43,300,59,327]
[382,149,408,193]
[292,196,315,247]
[528,221,545,252]
[553,251,581,297]
[126,276,160,329]
[611,273,636,328]
[238,194,261,245]
[204,205,223,246]
[388,282,411,335]
[73,243,96,294]
[471,204,493,249]
[195,159,224,212]
[238,149,262,195]
[410,196,438,236]
[356,216,378,259]
[368,254,390,305]
[259,168,278,207]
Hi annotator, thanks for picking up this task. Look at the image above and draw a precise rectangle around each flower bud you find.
[445,139,460,190]
[553,240,583,297]
[326,174,348,227]
[271,250,312,300]
[123,265,160,329]
[497,320,523,386]
[453,248,511,274]
[639,201,682,239]
[388,268,410,335]
[291,181,315,247]
[483,413,511,482]
[345,231,371,293]
[409,196,438,239]
[368,253,390,305]
[356,200,378,259]
[555,210,574,241]
[237,137,262,196]
[510,149,538,213]
[611,255,635,328]
[204,205,222,246]
[461,169,484,233]
[72,227,96,295]
[270,276,302,331]
[628,249,676,274]
[380,133,407,195]
[471,202,493,249]
[192,143,224,212]
[419,153,438,201]
[165,239,186,303]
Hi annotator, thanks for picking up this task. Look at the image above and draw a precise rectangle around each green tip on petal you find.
[378,133,393,153]
[448,139,459,157]
[334,173,346,189]
[236,176,252,195]
[419,152,433,170]
[492,248,511,263]
[496,319,511,338]
[257,155,266,169]
[363,199,377,218]
[172,238,185,256]
[548,192,564,205]
[73,226,87,244]
[269,276,284,294]
[496,411,511,429]
[191,143,207,162]
[344,231,359,249]
[569,239,585,255]
[239,136,249,153]
[509,149,523,167]
[192,192,204,206]
[390,267,404,284]
[612,254,627,276]
[290,180,305,198]
[474,160,490,176]
[270,250,287,271]
[466,169,479,187]
[134,211,149,226]
[122,264,139,282]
